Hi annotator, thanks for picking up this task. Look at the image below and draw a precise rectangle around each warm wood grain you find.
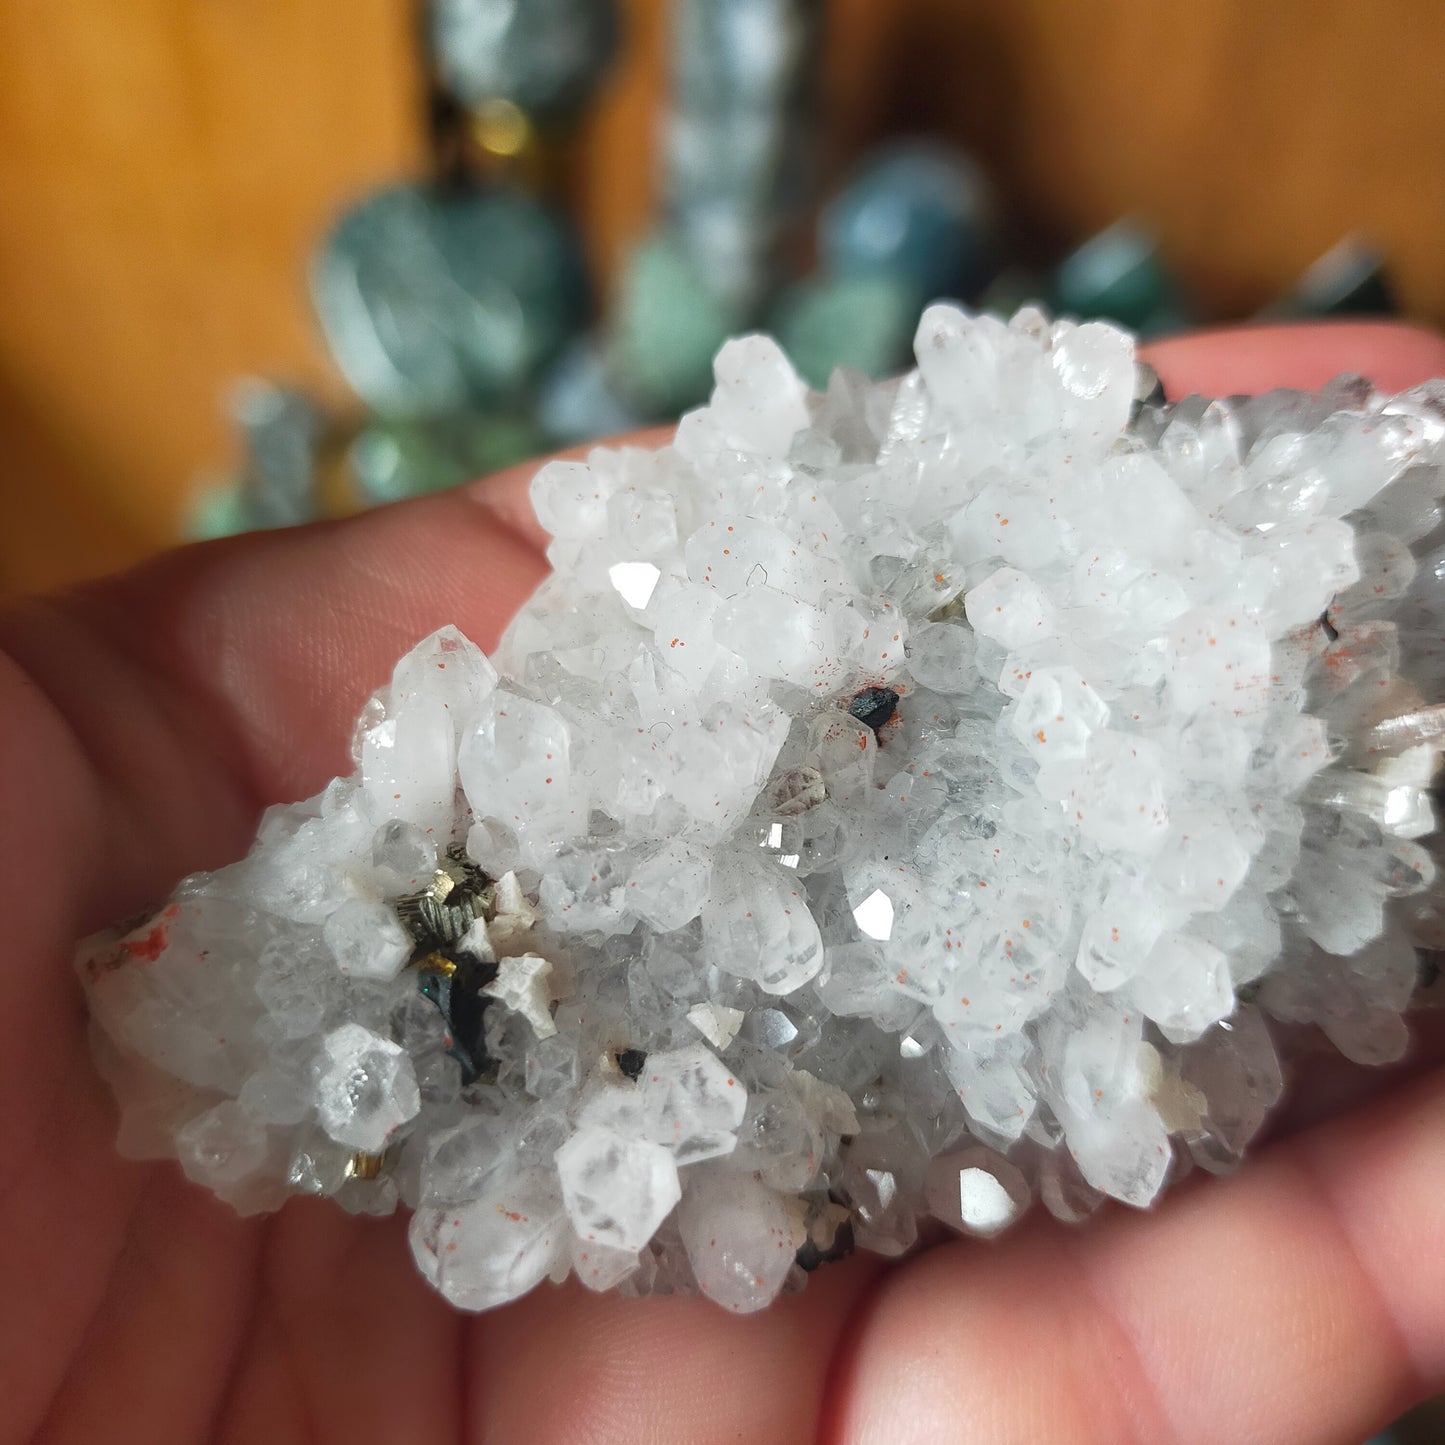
[823,0,1445,320]
[0,0,425,586]
[2,0,1443,592]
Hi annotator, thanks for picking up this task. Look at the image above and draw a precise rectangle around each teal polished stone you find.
[312,183,589,416]
[186,480,257,541]
[605,233,740,417]
[537,338,644,446]
[349,411,545,506]
[1053,220,1188,335]
[430,0,619,117]
[771,273,918,389]
[820,142,997,307]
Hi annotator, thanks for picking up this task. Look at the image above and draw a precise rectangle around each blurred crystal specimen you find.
[429,0,620,119]
[665,0,818,311]
[80,306,1445,1315]
[188,382,325,539]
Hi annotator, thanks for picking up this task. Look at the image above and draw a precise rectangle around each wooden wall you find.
[2,0,1443,592]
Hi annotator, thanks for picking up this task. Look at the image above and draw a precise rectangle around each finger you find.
[467,1253,884,1445]
[831,1067,1445,1445]
[24,1177,262,1445]
[0,487,549,925]
[210,1207,461,1445]
[1143,319,1445,399]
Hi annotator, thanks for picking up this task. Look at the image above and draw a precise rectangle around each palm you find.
[4,324,1445,1445]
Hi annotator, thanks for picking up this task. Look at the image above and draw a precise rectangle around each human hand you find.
[3,322,1444,1445]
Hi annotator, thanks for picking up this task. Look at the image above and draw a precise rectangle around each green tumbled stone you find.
[187,480,258,541]
[605,233,740,417]
[820,142,997,307]
[1053,220,1188,335]
[771,273,918,389]
[313,183,589,416]
[350,411,545,506]
[1262,237,1397,319]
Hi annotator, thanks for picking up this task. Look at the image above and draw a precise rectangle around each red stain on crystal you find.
[123,923,169,963]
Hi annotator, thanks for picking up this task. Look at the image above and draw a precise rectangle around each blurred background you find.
[0,4,1443,1436]
[2,0,1443,599]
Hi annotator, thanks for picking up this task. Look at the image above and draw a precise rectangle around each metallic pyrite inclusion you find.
[79,307,1445,1313]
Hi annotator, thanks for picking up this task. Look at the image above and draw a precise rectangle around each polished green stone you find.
[771,273,917,389]
[349,411,545,506]
[312,183,589,416]
[605,233,740,416]
[820,142,997,306]
[1053,220,1188,335]
[186,481,257,541]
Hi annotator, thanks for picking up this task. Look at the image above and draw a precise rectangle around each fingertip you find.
[1144,319,1445,400]
[71,487,551,805]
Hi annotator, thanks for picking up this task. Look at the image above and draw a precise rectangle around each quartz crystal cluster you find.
[79,306,1445,1314]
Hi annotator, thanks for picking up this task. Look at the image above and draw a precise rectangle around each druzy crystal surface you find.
[80,307,1445,1313]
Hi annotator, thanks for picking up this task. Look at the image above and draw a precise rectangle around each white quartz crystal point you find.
[914,305,1133,457]
[686,1001,745,1050]
[640,1047,749,1163]
[924,1147,1031,1237]
[410,1170,566,1312]
[458,690,586,852]
[709,335,810,458]
[555,1129,682,1253]
[678,1166,805,1313]
[1048,319,1136,442]
[371,819,438,894]
[1128,932,1235,1043]
[1064,1098,1172,1209]
[314,1024,421,1152]
[572,1046,749,1166]
[966,567,1054,650]
[175,1101,275,1210]
[702,861,824,994]
[906,620,977,693]
[360,625,496,834]
[627,839,712,933]
[323,898,411,980]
